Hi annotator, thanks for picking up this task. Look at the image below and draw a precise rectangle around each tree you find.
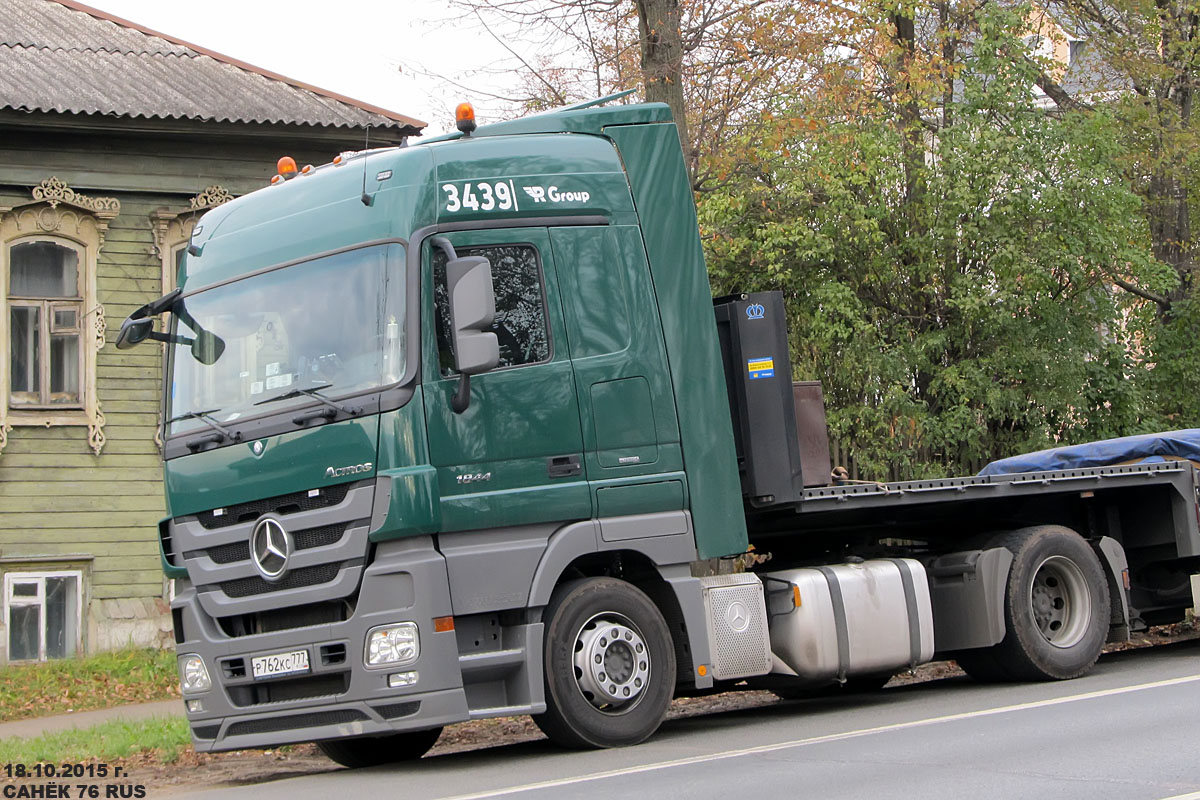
[1034,0,1200,420]
[445,0,841,187]
[700,4,1164,477]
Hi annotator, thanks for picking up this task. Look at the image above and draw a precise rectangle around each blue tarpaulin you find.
[978,429,1200,476]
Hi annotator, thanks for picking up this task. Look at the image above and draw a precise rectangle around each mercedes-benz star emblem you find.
[251,518,290,580]
[725,601,751,633]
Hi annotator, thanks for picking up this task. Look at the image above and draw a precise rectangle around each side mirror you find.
[115,317,154,349]
[447,255,500,376]
[191,329,226,366]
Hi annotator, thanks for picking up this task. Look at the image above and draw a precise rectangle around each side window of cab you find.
[431,243,550,375]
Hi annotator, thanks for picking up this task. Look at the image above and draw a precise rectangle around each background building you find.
[0,0,422,662]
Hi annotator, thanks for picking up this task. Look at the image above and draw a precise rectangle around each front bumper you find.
[175,535,469,750]
[188,689,468,752]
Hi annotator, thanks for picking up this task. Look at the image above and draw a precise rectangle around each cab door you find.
[421,227,590,531]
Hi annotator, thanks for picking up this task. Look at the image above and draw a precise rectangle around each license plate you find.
[251,649,310,680]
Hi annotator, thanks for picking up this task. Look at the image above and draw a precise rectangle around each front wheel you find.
[533,577,676,748]
[316,726,443,768]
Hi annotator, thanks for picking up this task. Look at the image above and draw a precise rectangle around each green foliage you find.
[0,716,191,764]
[1143,297,1200,425]
[700,8,1166,478]
[0,647,180,722]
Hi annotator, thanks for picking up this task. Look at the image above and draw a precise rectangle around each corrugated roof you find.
[0,0,425,134]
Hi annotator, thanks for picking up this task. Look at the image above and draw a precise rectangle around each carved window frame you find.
[0,178,118,456]
[152,185,233,296]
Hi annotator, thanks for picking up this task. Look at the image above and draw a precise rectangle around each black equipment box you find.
[714,291,804,507]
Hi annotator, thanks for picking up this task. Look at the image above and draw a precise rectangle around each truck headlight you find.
[178,654,211,693]
[365,622,420,667]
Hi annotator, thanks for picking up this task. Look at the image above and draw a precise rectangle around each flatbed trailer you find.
[116,97,1200,767]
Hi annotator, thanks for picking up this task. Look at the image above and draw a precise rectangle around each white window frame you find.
[7,237,87,410]
[3,570,83,662]
[0,178,118,456]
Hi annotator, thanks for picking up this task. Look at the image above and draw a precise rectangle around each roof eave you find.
[46,0,427,131]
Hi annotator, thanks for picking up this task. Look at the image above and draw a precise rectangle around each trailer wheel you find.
[316,727,442,768]
[989,525,1110,681]
[533,577,676,749]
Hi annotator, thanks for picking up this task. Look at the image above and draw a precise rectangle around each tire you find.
[987,525,1110,681]
[533,577,676,749]
[316,727,443,768]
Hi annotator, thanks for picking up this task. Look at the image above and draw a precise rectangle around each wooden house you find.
[0,0,423,661]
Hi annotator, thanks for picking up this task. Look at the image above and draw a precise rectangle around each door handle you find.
[547,454,582,478]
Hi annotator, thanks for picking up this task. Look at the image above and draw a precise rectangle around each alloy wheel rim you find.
[571,612,651,713]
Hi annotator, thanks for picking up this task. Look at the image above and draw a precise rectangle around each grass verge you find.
[0,716,191,765]
[0,648,180,722]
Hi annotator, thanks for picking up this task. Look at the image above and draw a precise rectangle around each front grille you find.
[197,484,351,530]
[217,600,352,638]
[227,673,350,707]
[185,524,347,567]
[176,481,373,617]
[295,524,346,550]
[220,563,342,598]
[203,541,250,564]
[373,701,420,720]
[226,709,367,737]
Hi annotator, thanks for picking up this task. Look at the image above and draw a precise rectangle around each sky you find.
[82,0,533,135]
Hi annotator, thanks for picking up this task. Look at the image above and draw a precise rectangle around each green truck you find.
[117,97,1200,768]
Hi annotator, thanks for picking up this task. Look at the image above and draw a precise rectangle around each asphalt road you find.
[181,639,1200,800]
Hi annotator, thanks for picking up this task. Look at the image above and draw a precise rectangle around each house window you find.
[0,178,118,456]
[433,243,550,376]
[3,571,82,661]
[8,239,85,408]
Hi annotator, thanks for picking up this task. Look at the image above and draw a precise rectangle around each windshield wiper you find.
[253,383,362,423]
[165,408,242,450]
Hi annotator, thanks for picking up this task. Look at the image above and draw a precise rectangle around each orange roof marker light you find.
[277,156,298,180]
[456,102,477,136]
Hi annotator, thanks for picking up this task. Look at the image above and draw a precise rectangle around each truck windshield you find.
[166,243,405,436]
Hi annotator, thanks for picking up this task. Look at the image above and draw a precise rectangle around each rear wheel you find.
[987,525,1110,681]
[316,726,442,768]
[534,577,676,748]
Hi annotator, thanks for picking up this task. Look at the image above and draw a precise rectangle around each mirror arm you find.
[451,374,471,414]
[147,331,194,346]
[128,287,183,321]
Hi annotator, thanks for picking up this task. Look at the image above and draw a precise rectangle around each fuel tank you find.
[763,558,935,683]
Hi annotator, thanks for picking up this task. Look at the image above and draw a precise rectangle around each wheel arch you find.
[528,513,713,689]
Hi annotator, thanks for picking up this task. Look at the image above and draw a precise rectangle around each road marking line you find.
[437,672,1200,800]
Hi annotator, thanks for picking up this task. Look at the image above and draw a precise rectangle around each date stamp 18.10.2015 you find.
[3,763,145,798]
